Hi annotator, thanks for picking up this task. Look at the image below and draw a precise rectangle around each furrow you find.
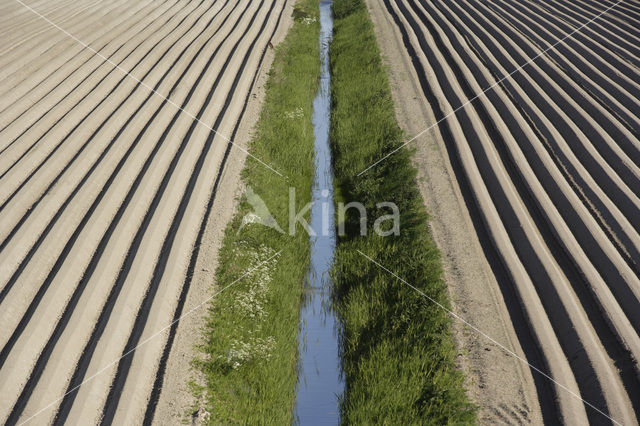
[0,0,165,101]
[0,0,137,76]
[101,3,284,422]
[53,2,266,423]
[0,0,287,422]
[383,0,589,422]
[0,0,201,238]
[0,0,183,150]
[382,0,640,422]
[0,0,240,389]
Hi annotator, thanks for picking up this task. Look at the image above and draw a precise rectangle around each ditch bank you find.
[329,0,476,422]
[190,1,320,423]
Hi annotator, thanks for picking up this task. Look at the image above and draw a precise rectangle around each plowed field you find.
[0,0,289,423]
[368,0,640,423]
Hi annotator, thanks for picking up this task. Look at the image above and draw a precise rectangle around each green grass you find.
[329,0,477,423]
[193,2,319,423]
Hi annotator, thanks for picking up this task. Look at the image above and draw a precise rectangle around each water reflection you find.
[294,1,343,424]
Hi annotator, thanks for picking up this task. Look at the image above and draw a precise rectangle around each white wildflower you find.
[219,337,276,369]
[231,245,278,319]
[284,107,304,119]
[215,244,279,370]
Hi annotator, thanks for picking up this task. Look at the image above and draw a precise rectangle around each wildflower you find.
[284,107,304,119]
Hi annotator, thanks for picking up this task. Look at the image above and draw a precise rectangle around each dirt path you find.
[0,0,292,424]
[366,0,640,424]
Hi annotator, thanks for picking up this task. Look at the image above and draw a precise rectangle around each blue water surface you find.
[293,1,344,424]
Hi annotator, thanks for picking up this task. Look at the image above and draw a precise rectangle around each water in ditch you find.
[293,0,343,424]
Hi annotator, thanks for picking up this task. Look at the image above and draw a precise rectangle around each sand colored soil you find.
[365,0,640,424]
[0,0,293,423]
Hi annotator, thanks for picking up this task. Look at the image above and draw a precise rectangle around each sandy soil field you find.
[0,0,292,424]
[366,0,640,424]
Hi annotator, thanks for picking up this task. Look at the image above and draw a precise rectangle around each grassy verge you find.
[193,2,319,423]
[330,0,477,423]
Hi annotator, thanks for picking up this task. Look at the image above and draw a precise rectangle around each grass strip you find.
[330,0,477,423]
[193,2,319,423]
